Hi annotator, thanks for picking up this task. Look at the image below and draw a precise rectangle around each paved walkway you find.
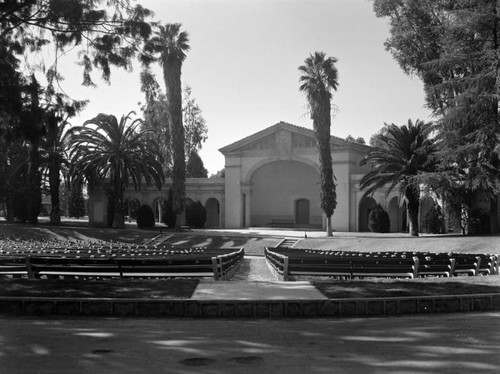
[192,280,327,300]
[192,255,327,300]
[2,313,499,373]
[231,255,276,281]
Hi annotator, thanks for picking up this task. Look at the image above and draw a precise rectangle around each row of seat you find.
[266,248,499,279]
[0,238,218,257]
[0,248,245,280]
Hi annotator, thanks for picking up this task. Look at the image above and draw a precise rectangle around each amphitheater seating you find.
[477,254,499,275]
[0,238,244,280]
[0,256,28,277]
[265,248,499,280]
[450,254,481,276]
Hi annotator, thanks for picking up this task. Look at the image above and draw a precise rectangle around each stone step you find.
[275,238,300,248]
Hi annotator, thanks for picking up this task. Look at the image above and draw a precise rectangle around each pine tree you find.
[373,0,500,232]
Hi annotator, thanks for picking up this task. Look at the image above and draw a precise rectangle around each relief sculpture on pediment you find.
[276,130,292,159]
[292,132,317,148]
[241,134,276,151]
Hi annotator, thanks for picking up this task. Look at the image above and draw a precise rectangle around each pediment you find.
[219,121,372,155]
[219,122,316,154]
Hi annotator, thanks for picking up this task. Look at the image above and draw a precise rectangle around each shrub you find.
[137,204,155,228]
[124,198,140,220]
[423,203,445,234]
[68,179,86,219]
[467,209,490,235]
[368,204,390,233]
[186,201,207,228]
[13,193,29,223]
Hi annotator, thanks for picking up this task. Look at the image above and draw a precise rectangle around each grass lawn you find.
[312,276,500,299]
[0,278,200,299]
[1,221,499,300]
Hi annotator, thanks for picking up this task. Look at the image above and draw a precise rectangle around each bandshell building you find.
[87,121,419,232]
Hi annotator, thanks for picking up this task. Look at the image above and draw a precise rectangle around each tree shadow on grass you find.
[0,223,282,254]
[313,278,500,299]
[163,235,279,255]
[0,278,199,298]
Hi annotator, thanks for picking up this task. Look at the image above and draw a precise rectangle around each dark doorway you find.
[205,198,220,228]
[296,199,310,225]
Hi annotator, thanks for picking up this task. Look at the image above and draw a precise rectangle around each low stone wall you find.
[1,293,499,318]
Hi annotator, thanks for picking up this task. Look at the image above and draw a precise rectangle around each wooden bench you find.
[351,257,419,279]
[477,254,498,275]
[452,255,481,276]
[1,248,245,280]
[28,256,122,279]
[288,257,354,279]
[270,219,294,227]
[266,248,419,280]
[115,257,214,278]
[416,256,455,277]
[0,256,28,277]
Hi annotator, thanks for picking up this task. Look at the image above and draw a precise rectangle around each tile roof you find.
[219,121,371,154]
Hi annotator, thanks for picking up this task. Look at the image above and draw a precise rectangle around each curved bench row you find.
[1,239,202,253]
[265,248,499,281]
[0,248,245,280]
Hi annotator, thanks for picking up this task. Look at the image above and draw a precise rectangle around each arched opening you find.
[250,160,321,227]
[388,196,407,232]
[123,197,140,223]
[205,198,220,228]
[295,199,310,226]
[152,197,166,224]
[358,196,377,232]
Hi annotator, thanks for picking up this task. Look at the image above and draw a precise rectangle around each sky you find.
[59,0,433,175]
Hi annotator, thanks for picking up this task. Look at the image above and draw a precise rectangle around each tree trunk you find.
[6,195,14,222]
[112,168,124,229]
[490,195,499,233]
[26,77,42,225]
[49,161,61,225]
[326,215,333,236]
[163,61,186,231]
[27,139,41,224]
[406,185,420,236]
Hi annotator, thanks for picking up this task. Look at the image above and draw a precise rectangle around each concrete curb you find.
[1,293,499,318]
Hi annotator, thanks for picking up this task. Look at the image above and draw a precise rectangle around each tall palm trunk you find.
[406,185,420,236]
[26,78,42,224]
[112,167,124,228]
[48,158,61,224]
[47,115,62,225]
[27,140,41,224]
[163,60,185,231]
[312,97,336,236]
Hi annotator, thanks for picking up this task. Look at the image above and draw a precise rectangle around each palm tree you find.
[42,96,86,224]
[22,75,44,224]
[299,51,339,236]
[145,23,190,230]
[359,119,436,236]
[42,112,71,225]
[69,112,164,228]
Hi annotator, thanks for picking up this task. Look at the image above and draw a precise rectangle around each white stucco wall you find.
[249,160,322,226]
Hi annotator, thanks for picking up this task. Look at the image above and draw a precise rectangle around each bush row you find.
[136,201,207,229]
